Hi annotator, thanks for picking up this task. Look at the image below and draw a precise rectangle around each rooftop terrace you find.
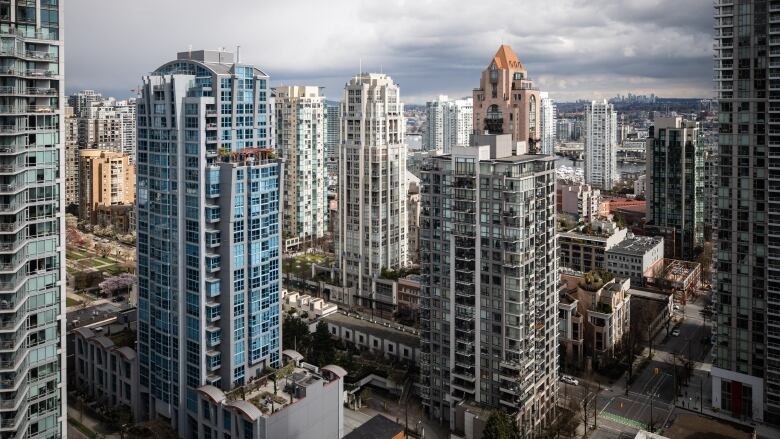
[198,351,346,421]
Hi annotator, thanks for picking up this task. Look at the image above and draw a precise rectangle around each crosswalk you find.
[599,411,646,430]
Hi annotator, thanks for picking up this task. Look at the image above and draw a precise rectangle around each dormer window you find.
[513,72,524,80]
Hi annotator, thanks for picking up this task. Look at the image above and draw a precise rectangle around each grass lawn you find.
[66,249,88,260]
[283,252,334,279]
[66,297,81,307]
[103,264,124,275]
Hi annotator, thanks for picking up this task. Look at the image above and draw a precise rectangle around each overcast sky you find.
[65,0,713,104]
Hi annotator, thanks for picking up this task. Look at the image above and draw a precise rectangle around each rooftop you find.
[323,311,419,347]
[200,358,346,420]
[560,220,623,240]
[607,235,663,256]
[663,412,753,439]
[647,259,701,285]
[490,44,525,71]
[343,414,404,439]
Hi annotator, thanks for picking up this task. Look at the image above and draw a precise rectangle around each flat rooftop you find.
[343,414,404,439]
[323,312,419,347]
[607,235,663,256]
[663,412,753,439]
[649,259,701,284]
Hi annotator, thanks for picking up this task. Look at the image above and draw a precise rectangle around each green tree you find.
[282,314,310,353]
[309,321,336,366]
[482,410,521,439]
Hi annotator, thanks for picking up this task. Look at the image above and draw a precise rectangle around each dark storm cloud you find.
[65,0,713,103]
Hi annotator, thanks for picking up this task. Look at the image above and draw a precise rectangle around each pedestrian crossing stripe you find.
[599,412,646,430]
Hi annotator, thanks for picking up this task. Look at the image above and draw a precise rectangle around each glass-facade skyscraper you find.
[646,116,705,260]
[137,50,282,436]
[711,0,780,424]
[274,86,327,252]
[0,1,65,437]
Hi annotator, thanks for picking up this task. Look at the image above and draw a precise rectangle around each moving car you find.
[560,375,579,386]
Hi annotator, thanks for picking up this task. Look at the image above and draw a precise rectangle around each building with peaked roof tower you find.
[473,45,541,152]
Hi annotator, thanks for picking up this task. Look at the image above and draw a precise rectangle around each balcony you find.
[0,26,59,41]
[206,231,220,248]
[205,184,220,198]
[206,350,221,371]
[206,304,221,323]
[205,278,220,298]
[0,105,54,115]
[0,68,58,78]
[205,254,221,273]
[0,125,58,135]
[0,87,57,96]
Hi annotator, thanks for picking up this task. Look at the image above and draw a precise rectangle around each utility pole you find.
[650,393,654,431]
[673,352,678,405]
[594,380,599,429]
[700,375,704,414]
[648,326,653,357]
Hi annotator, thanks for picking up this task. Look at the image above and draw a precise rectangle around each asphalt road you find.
[558,291,715,437]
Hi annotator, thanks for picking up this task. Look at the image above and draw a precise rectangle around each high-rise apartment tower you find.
[274,85,327,252]
[646,116,704,260]
[584,100,618,190]
[424,95,473,154]
[137,50,283,436]
[0,0,66,437]
[539,92,556,155]
[419,134,559,432]
[336,73,408,309]
[711,0,780,424]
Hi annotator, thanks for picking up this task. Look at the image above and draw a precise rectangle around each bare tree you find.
[578,382,593,436]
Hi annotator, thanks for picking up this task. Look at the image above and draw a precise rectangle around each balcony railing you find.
[0,68,58,77]
[0,106,54,115]
[0,87,57,96]
[0,126,58,135]
[0,27,59,41]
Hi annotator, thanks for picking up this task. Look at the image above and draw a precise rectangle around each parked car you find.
[672,329,681,336]
[560,375,579,386]
[112,296,124,303]
[673,305,681,311]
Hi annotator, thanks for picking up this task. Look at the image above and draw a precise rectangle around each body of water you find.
[555,156,646,176]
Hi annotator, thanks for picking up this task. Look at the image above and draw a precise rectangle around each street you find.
[558,293,714,437]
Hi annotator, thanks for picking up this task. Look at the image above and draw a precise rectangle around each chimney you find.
[236,45,241,64]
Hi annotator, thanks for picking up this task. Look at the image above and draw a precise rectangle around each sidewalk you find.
[67,404,119,439]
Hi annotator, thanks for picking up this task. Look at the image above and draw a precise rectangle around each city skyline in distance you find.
[65,0,712,103]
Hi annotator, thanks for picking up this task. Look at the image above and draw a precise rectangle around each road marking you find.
[599,397,615,416]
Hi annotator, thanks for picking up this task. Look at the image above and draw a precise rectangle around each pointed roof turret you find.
[489,44,524,71]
